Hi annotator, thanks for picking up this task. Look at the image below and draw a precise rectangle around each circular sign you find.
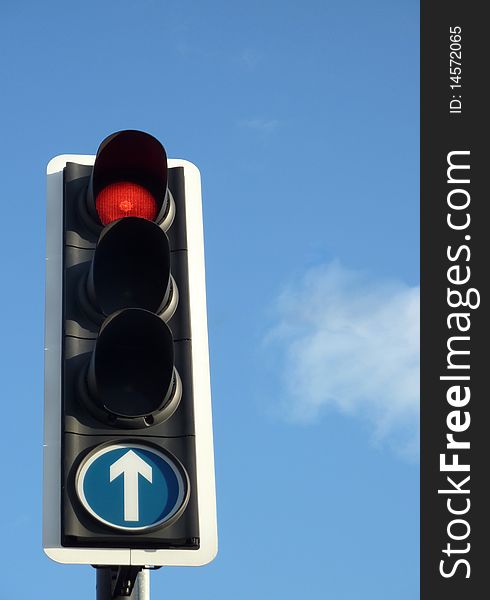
[76,443,188,531]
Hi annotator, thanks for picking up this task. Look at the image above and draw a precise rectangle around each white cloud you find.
[239,118,280,133]
[239,48,262,70]
[265,261,419,459]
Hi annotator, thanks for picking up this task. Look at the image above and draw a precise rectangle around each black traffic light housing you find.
[44,131,217,565]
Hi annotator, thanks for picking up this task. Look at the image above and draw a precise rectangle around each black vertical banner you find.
[421,3,489,598]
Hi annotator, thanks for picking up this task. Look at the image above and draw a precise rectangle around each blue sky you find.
[0,1,419,598]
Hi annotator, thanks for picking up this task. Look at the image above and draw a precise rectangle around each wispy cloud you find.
[265,260,419,459]
[239,48,262,70]
[239,118,280,134]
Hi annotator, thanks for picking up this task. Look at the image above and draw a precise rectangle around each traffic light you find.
[43,131,217,566]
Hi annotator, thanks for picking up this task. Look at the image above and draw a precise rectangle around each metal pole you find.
[96,567,150,600]
[96,568,113,599]
[134,569,150,599]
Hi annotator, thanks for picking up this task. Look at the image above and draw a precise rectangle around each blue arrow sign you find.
[76,443,188,531]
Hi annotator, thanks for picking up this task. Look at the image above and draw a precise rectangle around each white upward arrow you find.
[109,450,153,522]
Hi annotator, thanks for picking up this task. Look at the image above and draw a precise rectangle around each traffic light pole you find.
[96,567,150,599]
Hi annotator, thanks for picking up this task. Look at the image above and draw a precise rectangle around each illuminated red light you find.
[95,181,158,225]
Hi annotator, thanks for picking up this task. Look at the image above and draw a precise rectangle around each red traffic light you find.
[96,181,158,224]
[87,130,170,226]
